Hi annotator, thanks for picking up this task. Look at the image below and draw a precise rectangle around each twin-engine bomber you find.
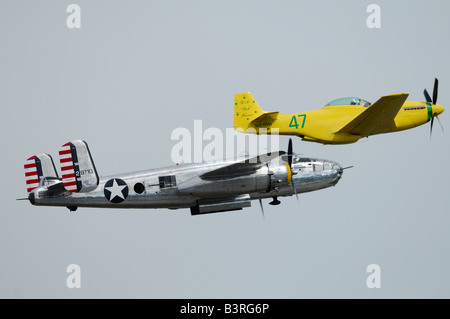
[22,139,345,215]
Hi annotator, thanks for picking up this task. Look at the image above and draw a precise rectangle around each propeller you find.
[261,138,299,217]
[424,78,444,138]
[259,198,265,219]
[287,137,293,168]
[436,116,444,132]
[267,138,298,206]
[287,138,300,205]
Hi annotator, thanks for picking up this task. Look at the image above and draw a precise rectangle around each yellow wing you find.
[337,93,409,136]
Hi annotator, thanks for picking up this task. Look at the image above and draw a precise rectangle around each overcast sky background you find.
[1,0,450,298]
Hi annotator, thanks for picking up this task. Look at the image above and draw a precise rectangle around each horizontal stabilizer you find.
[250,111,279,125]
[59,140,99,193]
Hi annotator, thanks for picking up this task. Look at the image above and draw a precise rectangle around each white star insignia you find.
[105,179,126,201]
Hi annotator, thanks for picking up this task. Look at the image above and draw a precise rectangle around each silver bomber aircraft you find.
[22,139,345,215]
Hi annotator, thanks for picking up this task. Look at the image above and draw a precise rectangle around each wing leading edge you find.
[337,93,409,136]
[200,151,286,180]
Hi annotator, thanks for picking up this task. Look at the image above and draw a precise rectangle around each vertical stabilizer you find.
[59,140,99,193]
[24,153,58,193]
[234,92,265,131]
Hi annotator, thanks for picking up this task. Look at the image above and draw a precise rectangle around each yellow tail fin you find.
[234,92,265,131]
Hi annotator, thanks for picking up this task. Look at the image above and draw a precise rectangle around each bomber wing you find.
[337,93,409,136]
[199,151,285,180]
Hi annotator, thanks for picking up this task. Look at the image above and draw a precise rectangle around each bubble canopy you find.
[324,97,372,107]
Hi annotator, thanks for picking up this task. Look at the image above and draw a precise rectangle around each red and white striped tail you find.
[59,140,99,193]
[24,153,59,193]
[24,156,40,193]
[59,142,78,192]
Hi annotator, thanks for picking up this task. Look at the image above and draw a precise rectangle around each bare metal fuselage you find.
[29,154,343,213]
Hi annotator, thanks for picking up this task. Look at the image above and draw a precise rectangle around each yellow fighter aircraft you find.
[234,79,444,144]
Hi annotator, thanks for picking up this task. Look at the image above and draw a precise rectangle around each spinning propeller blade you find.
[259,198,265,220]
[430,117,434,139]
[424,78,444,138]
[433,78,438,105]
[424,89,432,103]
[436,116,444,132]
[287,138,300,205]
[287,138,293,168]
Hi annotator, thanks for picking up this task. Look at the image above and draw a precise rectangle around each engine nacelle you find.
[266,159,291,192]
[178,159,291,197]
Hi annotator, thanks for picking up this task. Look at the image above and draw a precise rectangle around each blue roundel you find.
[104,178,129,203]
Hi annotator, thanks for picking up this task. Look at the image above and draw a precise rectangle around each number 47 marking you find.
[289,114,306,129]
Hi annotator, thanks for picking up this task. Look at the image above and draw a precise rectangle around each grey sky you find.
[1,0,450,298]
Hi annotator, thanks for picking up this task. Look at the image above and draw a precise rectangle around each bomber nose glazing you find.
[334,162,344,178]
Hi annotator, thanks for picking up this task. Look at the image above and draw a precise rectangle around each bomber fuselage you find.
[28,154,343,212]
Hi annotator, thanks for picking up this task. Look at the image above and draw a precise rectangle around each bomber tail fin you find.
[59,140,99,193]
[24,153,59,193]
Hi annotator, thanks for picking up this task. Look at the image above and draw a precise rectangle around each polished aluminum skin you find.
[29,152,344,213]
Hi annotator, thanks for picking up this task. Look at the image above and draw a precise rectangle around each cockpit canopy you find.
[324,97,372,107]
[281,155,311,164]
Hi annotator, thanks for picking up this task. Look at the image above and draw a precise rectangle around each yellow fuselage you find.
[254,101,443,144]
